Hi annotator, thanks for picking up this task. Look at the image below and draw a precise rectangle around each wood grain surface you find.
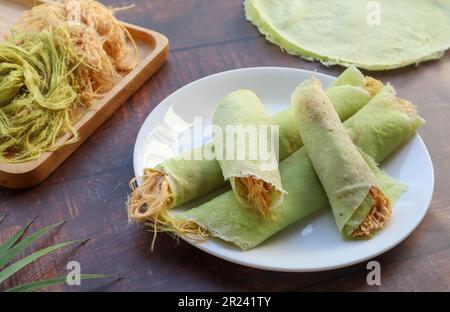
[1,0,449,292]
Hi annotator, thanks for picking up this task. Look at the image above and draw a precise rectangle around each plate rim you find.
[133,66,435,272]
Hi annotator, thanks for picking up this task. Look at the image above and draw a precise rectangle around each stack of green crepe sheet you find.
[154,66,372,208]
[178,86,423,250]
[245,0,450,70]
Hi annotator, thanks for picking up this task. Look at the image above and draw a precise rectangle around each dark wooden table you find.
[1,0,450,292]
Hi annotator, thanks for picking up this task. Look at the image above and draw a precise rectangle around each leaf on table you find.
[0,217,38,258]
[0,239,84,284]
[0,218,117,292]
[0,220,65,268]
[5,274,116,292]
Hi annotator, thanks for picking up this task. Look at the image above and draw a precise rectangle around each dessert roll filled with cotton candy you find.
[212,89,285,217]
[292,79,404,238]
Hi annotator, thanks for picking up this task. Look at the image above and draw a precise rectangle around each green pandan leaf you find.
[0,219,117,292]
[5,274,115,292]
[0,217,37,257]
[0,220,66,268]
[0,239,84,284]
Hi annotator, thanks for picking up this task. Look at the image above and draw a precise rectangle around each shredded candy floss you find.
[0,28,82,162]
[0,0,136,163]
[13,0,137,103]
[351,187,392,238]
[236,176,274,218]
[128,169,208,250]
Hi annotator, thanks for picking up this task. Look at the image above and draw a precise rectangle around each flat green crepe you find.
[179,86,423,250]
[213,89,285,213]
[151,67,371,209]
[292,79,398,238]
[245,0,450,70]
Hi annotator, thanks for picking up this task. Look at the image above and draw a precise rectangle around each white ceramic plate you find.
[134,67,434,272]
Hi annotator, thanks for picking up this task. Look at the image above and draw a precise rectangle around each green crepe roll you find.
[213,89,285,217]
[329,65,365,88]
[177,85,423,250]
[293,79,396,238]
[127,66,377,232]
[274,83,372,160]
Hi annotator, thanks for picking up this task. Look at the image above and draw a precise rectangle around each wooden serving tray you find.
[0,0,169,189]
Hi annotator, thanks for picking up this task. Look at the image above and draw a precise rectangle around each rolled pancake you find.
[178,85,423,249]
[293,79,394,237]
[213,89,285,217]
